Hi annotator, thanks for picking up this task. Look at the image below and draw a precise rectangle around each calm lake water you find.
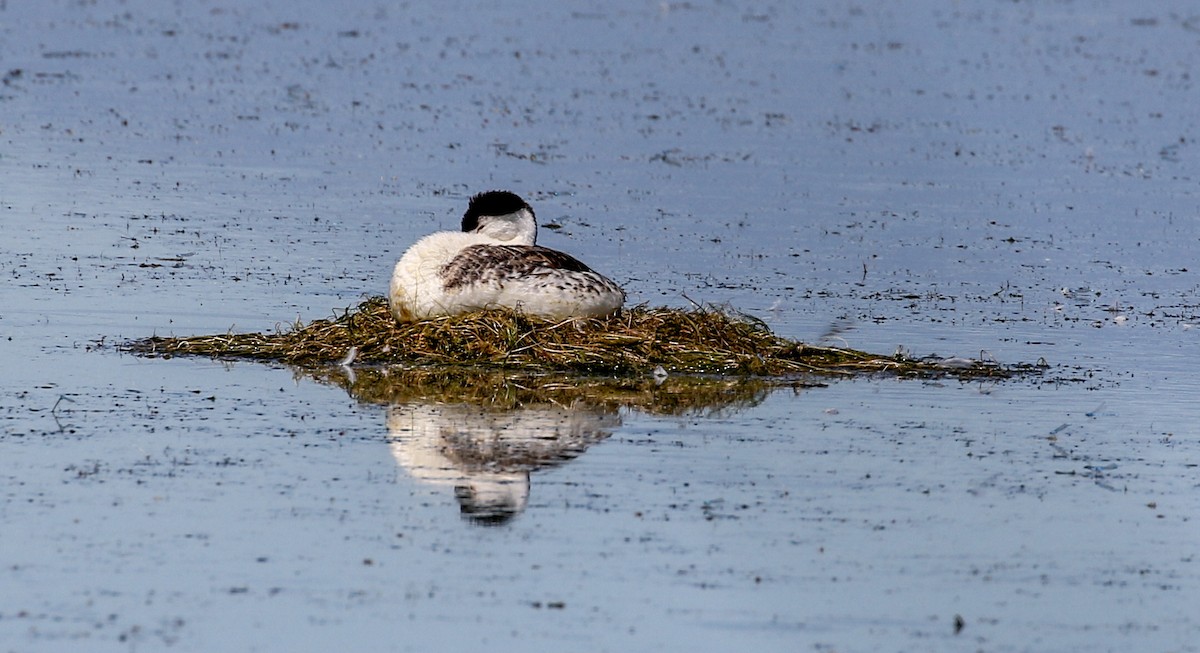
[2,1,1198,651]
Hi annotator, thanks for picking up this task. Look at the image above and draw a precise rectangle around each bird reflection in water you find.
[308,366,782,526]
[387,402,618,526]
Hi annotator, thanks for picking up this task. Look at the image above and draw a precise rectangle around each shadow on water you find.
[303,366,807,526]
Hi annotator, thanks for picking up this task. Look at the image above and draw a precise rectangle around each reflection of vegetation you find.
[308,365,784,417]
[126,296,1035,379]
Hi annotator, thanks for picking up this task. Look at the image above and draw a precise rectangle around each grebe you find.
[388,191,625,322]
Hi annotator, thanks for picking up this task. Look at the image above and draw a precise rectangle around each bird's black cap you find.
[462,190,533,232]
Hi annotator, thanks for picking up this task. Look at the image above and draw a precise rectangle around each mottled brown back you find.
[441,245,597,290]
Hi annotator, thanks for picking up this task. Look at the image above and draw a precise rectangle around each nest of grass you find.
[124,296,1034,379]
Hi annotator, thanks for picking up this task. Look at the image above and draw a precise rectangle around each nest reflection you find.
[307,366,804,525]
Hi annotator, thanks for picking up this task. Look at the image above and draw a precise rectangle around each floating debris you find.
[123,296,1038,379]
[936,356,982,369]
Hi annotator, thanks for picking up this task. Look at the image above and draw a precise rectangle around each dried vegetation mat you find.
[124,296,1039,379]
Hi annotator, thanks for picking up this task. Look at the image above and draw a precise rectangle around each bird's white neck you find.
[472,208,537,245]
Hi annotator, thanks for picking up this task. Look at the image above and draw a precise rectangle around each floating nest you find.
[123,296,1037,380]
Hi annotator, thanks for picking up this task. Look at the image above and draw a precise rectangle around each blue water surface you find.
[2,1,1198,651]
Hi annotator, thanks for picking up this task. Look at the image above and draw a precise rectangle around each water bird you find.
[389,191,625,322]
